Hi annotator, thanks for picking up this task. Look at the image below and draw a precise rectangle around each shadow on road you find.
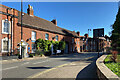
[75,56,99,80]
[27,66,52,69]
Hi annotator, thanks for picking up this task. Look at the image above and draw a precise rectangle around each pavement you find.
[1,52,103,80]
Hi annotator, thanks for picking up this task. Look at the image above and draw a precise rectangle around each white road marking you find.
[33,60,49,64]
[2,66,18,71]
[21,62,30,65]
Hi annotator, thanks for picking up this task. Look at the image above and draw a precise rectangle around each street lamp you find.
[88,29,91,51]
[88,29,91,36]
[19,0,23,59]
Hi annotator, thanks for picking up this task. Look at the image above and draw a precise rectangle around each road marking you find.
[21,62,30,65]
[28,56,94,78]
[33,60,49,64]
[28,63,69,78]
[2,66,18,71]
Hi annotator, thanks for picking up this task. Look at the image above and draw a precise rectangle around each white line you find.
[21,62,30,65]
[2,66,18,71]
[33,60,49,64]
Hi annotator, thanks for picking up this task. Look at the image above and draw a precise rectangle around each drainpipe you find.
[10,16,12,55]
[6,8,10,56]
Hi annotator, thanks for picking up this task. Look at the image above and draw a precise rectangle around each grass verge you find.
[104,54,120,77]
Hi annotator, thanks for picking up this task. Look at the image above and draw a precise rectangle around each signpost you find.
[93,28,104,57]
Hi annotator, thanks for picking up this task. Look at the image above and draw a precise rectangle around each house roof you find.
[17,12,79,38]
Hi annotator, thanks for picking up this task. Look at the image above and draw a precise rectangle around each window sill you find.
[2,32,11,35]
[31,39,36,41]
[2,51,9,53]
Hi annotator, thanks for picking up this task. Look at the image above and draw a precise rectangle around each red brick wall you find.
[18,26,75,53]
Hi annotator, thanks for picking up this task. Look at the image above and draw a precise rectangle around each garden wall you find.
[96,54,120,80]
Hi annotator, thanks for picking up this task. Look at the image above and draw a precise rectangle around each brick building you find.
[0,4,83,57]
[0,4,111,57]
[83,35,111,52]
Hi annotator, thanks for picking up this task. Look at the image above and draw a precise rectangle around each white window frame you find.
[72,38,74,43]
[76,41,77,44]
[32,43,36,53]
[2,37,10,53]
[78,48,80,51]
[73,46,74,51]
[45,33,49,40]
[2,19,11,34]
[56,35,58,41]
[31,31,36,41]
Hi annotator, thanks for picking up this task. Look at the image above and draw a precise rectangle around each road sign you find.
[93,28,104,37]
[93,28,104,58]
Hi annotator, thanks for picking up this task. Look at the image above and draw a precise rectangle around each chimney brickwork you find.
[27,4,34,16]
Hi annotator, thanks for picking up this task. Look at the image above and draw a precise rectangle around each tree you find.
[111,8,120,52]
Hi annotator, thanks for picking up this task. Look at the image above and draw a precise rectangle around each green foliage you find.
[111,8,120,51]
[104,54,120,77]
[35,49,44,56]
[59,41,66,50]
[36,39,66,54]
[29,54,33,57]
[53,41,59,52]
[36,39,52,52]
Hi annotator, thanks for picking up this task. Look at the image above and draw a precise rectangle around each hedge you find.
[35,38,66,55]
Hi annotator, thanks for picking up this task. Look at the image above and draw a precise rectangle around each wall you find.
[96,54,120,80]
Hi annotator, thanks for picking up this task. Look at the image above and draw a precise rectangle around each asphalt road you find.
[1,52,103,79]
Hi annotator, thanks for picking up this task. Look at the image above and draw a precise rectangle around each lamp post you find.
[88,29,91,51]
[20,0,23,59]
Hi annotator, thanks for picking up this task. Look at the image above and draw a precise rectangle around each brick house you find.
[83,35,111,52]
[0,4,83,57]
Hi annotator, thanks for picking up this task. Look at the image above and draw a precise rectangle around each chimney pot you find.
[27,4,34,16]
[84,34,89,38]
[51,19,57,26]
[76,31,80,36]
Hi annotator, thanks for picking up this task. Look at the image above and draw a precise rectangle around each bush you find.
[59,41,66,50]
[29,54,33,57]
[111,50,118,62]
[36,39,52,52]
[35,49,45,57]
[44,51,51,56]
[36,38,66,56]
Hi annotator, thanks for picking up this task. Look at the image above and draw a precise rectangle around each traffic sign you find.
[93,28,104,37]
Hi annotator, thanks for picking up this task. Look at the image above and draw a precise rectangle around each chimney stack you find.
[27,4,34,16]
[51,19,57,26]
[84,34,88,38]
[76,31,80,36]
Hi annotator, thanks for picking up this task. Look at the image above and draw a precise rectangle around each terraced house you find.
[0,4,83,57]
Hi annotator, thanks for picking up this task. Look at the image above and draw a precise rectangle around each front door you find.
[80,46,82,52]
[64,43,68,54]
[23,45,28,58]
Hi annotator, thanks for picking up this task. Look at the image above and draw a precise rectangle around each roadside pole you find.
[93,28,104,58]
[98,30,99,58]
[20,0,23,59]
